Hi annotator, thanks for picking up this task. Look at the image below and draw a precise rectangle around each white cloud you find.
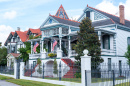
[96,0,130,20]
[3,10,17,19]
[0,25,14,46]
[70,15,80,20]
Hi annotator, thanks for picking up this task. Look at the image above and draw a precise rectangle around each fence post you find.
[14,59,17,79]
[20,62,25,79]
[112,70,115,86]
[31,64,33,77]
[43,63,44,79]
[80,49,91,86]
[59,61,61,81]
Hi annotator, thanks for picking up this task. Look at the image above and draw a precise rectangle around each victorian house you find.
[5,4,130,77]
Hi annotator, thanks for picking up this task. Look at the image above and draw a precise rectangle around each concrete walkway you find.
[0,80,20,86]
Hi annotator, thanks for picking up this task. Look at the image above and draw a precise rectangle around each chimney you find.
[17,27,20,31]
[119,5,125,24]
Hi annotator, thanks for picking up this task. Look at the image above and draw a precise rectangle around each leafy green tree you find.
[18,42,31,62]
[29,35,34,39]
[0,47,7,66]
[53,58,58,74]
[0,42,2,46]
[74,17,103,64]
[125,45,130,65]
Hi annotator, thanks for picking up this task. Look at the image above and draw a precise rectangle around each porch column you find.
[51,38,53,52]
[57,27,63,58]
[59,37,62,50]
[41,40,44,52]
[31,41,33,54]
[98,31,102,48]
[59,27,62,50]
[68,36,72,57]
[113,34,117,55]
[98,31,101,41]
[40,40,42,53]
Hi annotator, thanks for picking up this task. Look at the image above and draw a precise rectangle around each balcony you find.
[29,53,41,59]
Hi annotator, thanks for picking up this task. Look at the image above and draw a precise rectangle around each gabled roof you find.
[29,28,41,34]
[55,4,69,19]
[87,6,130,28]
[50,15,80,27]
[4,32,15,46]
[7,53,21,58]
[15,31,29,42]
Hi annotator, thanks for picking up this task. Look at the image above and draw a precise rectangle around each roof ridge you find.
[50,15,80,23]
[87,5,130,22]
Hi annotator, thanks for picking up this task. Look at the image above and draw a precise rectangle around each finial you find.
[83,49,88,56]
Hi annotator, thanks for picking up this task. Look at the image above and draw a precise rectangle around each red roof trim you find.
[50,15,80,23]
[87,5,130,22]
[55,4,69,19]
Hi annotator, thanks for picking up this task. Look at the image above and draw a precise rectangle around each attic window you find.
[86,11,90,18]
[49,19,52,24]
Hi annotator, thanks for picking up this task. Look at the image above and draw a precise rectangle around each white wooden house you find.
[5,4,130,77]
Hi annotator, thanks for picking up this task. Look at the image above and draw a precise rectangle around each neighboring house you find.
[4,28,41,66]
[6,53,21,67]
[5,4,130,77]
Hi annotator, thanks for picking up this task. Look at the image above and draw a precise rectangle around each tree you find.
[0,47,7,66]
[53,58,58,74]
[0,42,2,46]
[125,45,130,65]
[18,42,31,62]
[74,17,103,64]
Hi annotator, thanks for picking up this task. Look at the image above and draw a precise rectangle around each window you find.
[127,37,130,45]
[13,38,15,42]
[108,58,111,71]
[17,37,20,42]
[103,35,110,49]
[86,11,90,18]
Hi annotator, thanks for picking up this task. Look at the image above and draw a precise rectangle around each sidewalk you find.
[0,80,20,86]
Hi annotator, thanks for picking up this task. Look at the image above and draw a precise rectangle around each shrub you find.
[74,72,81,78]
[53,58,58,74]
[48,53,57,57]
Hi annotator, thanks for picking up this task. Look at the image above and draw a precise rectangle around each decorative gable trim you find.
[78,7,109,22]
[40,16,59,28]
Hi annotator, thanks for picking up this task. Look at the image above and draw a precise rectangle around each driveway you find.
[0,80,20,86]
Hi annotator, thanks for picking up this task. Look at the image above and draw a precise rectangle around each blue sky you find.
[0,0,128,45]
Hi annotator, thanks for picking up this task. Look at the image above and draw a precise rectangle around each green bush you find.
[53,58,58,74]
[48,53,57,57]
[74,72,81,78]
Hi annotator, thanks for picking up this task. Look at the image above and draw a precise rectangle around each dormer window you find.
[86,11,90,19]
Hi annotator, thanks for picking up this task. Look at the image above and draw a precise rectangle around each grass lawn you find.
[115,82,130,86]
[44,77,125,83]
[0,75,14,80]
[7,79,64,86]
